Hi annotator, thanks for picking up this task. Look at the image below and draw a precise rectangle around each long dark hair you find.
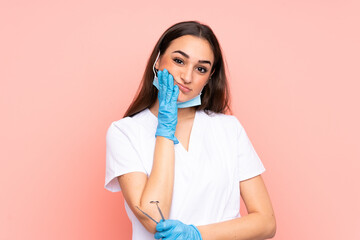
[123,20,232,118]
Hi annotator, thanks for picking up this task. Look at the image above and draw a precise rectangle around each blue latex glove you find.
[155,69,180,144]
[154,219,202,240]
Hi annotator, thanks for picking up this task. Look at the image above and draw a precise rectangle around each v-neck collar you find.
[145,108,202,156]
[178,110,199,154]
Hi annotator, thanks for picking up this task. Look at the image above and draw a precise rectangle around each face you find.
[155,35,215,102]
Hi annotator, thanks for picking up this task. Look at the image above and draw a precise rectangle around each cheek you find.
[162,62,179,77]
[159,58,174,71]
[197,77,209,88]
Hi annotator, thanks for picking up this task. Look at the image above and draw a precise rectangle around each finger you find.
[154,229,173,239]
[166,74,174,103]
[154,231,162,239]
[166,235,178,240]
[167,71,174,90]
[162,69,170,104]
[171,85,179,103]
[157,70,164,98]
[164,234,177,240]
[154,231,165,239]
[158,70,163,87]
[156,219,175,232]
[162,69,169,93]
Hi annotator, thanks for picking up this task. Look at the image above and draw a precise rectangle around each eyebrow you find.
[172,50,212,66]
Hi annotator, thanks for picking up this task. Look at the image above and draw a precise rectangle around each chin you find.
[177,94,193,103]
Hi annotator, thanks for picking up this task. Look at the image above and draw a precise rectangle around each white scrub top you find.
[105,108,265,240]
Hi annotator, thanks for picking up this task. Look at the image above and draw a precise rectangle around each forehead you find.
[166,35,214,62]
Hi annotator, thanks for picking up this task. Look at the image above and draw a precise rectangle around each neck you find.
[149,99,196,120]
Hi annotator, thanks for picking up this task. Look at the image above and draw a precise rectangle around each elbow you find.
[146,226,157,235]
[136,202,170,234]
[267,223,276,239]
[265,214,277,238]
[140,217,158,234]
[130,205,157,234]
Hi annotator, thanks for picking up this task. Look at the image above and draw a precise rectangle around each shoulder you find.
[107,117,133,132]
[106,111,147,140]
[110,108,150,128]
[106,117,136,142]
[106,108,155,143]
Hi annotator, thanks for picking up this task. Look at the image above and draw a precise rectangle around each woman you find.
[105,21,276,239]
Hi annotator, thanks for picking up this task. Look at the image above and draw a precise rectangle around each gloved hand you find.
[154,219,202,240]
[155,69,180,144]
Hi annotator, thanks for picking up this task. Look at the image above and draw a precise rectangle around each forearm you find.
[139,136,175,228]
[197,212,276,240]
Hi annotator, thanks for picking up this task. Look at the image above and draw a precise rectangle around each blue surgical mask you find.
[152,51,203,108]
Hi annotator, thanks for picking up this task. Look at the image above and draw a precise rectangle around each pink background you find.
[1,1,359,239]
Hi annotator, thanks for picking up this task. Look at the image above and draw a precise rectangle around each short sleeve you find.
[234,118,266,182]
[104,120,147,192]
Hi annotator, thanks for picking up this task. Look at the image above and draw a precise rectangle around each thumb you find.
[156,219,172,232]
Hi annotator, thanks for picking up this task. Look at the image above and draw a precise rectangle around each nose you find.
[180,66,193,84]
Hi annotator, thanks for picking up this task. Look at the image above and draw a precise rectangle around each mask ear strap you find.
[153,51,160,76]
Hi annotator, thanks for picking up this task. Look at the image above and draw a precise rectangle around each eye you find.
[173,58,184,64]
[197,67,208,73]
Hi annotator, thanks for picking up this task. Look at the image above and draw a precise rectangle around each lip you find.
[175,81,191,93]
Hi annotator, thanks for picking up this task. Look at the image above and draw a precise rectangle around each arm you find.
[119,136,175,233]
[118,69,180,233]
[197,175,276,239]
